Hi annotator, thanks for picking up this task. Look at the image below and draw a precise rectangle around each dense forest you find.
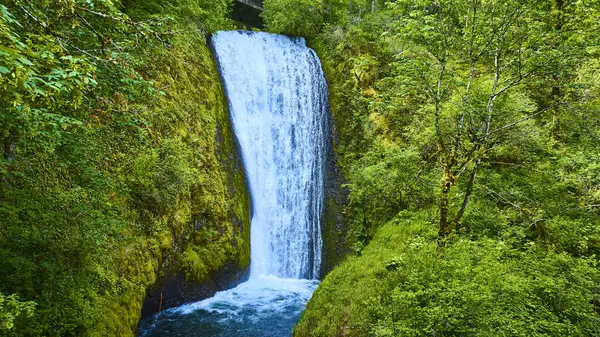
[1,0,600,336]
[280,0,600,336]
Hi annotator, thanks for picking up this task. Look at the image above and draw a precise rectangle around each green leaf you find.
[18,57,34,66]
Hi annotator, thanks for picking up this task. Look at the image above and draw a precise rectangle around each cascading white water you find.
[138,31,329,337]
[212,31,328,280]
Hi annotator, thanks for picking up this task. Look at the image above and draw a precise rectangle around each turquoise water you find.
[138,277,319,337]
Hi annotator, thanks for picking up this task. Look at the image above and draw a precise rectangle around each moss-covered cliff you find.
[106,31,252,335]
[0,1,250,336]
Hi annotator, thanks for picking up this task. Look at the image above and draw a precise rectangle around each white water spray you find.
[212,31,328,280]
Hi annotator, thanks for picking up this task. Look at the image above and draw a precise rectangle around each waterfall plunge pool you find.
[137,277,319,336]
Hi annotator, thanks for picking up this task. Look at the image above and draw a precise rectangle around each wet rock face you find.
[140,265,250,319]
[320,110,351,279]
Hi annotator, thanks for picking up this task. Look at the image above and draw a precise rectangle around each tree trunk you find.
[453,160,480,230]
[438,166,454,239]
[3,132,16,161]
[549,0,564,144]
[2,132,16,191]
[439,186,450,238]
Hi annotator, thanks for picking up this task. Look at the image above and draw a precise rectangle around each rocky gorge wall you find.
[117,37,252,335]
[0,3,252,336]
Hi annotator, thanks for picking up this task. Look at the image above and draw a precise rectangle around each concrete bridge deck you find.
[236,0,264,11]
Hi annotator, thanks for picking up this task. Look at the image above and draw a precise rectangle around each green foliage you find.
[345,146,433,251]
[1,0,599,335]
[122,0,233,33]
[263,0,348,38]
[0,0,249,336]
[296,216,600,337]
[286,0,600,335]
[0,293,35,332]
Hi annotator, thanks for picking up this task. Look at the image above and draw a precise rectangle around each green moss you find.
[0,1,250,336]
[97,31,251,336]
[295,213,435,337]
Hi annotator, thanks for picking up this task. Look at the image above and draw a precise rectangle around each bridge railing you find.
[237,0,263,10]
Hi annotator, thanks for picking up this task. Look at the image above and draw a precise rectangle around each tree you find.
[0,293,35,332]
[388,0,593,240]
[263,0,349,37]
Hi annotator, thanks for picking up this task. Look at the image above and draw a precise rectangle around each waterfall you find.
[211,31,328,280]
[138,31,329,336]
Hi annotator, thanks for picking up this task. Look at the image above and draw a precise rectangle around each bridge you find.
[233,0,264,28]
[236,0,263,10]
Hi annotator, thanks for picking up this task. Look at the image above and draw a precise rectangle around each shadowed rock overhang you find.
[233,0,263,29]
